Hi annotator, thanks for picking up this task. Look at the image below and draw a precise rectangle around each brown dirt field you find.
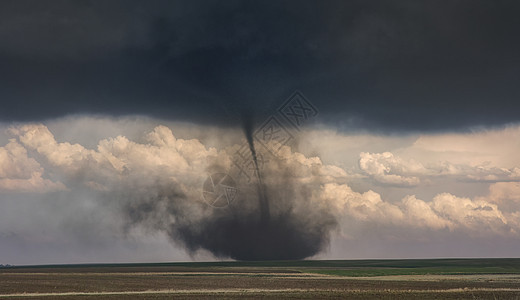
[1,267,520,299]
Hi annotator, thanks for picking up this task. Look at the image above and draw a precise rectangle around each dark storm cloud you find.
[1,0,520,131]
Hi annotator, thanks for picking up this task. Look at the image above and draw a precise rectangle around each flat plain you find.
[2,259,520,299]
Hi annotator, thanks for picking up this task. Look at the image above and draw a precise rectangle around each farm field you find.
[1,259,520,299]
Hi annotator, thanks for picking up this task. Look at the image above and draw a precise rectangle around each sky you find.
[1,0,520,265]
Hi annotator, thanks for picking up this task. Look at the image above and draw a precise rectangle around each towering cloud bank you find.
[2,121,520,261]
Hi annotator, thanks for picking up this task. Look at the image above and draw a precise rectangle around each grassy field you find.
[1,259,520,299]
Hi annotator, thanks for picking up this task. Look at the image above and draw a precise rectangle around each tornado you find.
[121,115,337,261]
[242,112,270,222]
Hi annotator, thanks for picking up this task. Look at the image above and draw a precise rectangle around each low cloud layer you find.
[1,118,520,263]
[360,151,520,186]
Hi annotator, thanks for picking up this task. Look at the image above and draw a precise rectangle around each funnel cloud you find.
[242,113,270,223]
